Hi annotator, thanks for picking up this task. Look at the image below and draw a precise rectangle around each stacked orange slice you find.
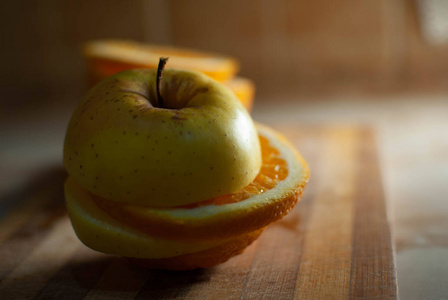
[83,40,255,111]
[65,123,309,270]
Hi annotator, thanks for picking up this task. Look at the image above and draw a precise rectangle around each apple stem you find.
[156,57,169,108]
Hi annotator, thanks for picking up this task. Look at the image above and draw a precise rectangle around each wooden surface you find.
[0,125,397,299]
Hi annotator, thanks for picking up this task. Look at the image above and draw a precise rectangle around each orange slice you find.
[84,40,239,83]
[83,40,255,110]
[64,123,309,269]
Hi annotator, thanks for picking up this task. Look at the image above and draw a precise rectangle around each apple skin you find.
[64,69,261,207]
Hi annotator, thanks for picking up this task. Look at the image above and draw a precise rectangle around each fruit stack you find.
[64,48,309,270]
[83,40,255,111]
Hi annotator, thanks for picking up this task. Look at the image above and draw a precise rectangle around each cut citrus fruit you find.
[83,40,255,110]
[84,40,239,83]
[64,123,309,269]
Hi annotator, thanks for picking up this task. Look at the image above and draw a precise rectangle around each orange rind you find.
[65,123,309,270]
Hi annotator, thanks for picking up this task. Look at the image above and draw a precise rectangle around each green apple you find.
[64,66,261,207]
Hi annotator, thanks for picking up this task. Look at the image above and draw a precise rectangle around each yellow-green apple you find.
[64,62,261,207]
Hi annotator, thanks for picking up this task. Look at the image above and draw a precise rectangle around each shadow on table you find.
[34,254,212,299]
[0,165,67,220]
[0,166,213,298]
[137,267,211,299]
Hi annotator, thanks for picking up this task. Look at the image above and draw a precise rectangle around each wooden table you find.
[0,122,397,299]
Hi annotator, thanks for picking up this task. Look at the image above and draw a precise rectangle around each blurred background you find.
[1,0,448,298]
[3,0,448,104]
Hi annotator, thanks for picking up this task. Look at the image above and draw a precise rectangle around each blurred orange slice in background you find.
[83,40,255,110]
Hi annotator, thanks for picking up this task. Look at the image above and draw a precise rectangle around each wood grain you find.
[0,125,397,299]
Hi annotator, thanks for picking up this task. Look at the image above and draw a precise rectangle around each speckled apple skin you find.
[64,69,261,207]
